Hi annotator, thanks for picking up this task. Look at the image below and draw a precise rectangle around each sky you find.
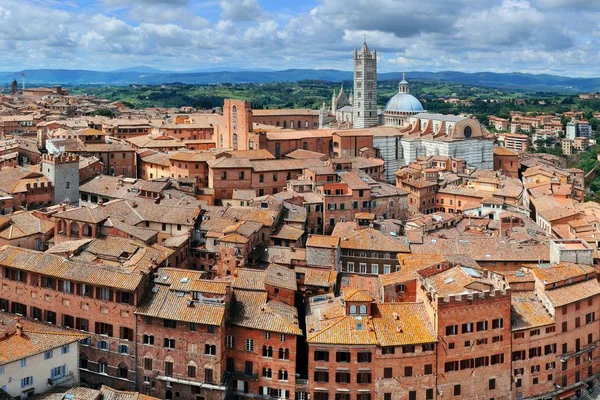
[1,0,599,76]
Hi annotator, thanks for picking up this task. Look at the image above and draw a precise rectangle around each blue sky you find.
[1,0,599,76]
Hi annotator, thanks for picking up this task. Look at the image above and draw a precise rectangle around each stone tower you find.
[41,153,80,205]
[353,39,378,129]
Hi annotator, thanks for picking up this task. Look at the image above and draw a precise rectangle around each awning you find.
[558,388,575,399]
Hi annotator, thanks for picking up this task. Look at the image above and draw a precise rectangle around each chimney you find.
[16,318,23,337]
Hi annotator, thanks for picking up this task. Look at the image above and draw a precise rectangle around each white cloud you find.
[0,0,597,77]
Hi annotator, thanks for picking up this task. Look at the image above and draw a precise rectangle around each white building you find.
[0,313,86,399]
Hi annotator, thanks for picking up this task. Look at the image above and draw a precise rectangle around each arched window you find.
[297,121,301,130]
[118,362,129,379]
[263,345,273,358]
[204,344,216,356]
[219,134,223,148]
[305,121,309,128]
[98,358,108,375]
[231,105,238,130]
[279,348,289,360]
[359,305,367,315]
[118,344,129,354]
[290,121,294,129]
[262,367,272,378]
[349,305,357,315]
[464,125,473,138]
[232,133,238,150]
[283,121,287,128]
[278,370,288,381]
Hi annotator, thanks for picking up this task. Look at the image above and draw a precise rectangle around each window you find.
[586,312,596,324]
[188,365,196,378]
[382,347,395,355]
[205,368,214,383]
[21,376,33,388]
[164,338,176,349]
[562,321,567,332]
[489,378,496,390]
[335,371,350,383]
[446,325,458,336]
[226,335,234,349]
[314,350,329,361]
[424,364,433,375]
[118,345,129,354]
[492,318,503,329]
[204,344,216,356]
[245,338,254,352]
[21,358,27,368]
[165,361,173,376]
[454,384,461,396]
[144,358,153,370]
[383,367,393,378]
[143,334,154,345]
[404,366,413,377]
[97,340,109,350]
[476,320,488,331]
[426,389,434,400]
[314,370,329,382]
[462,322,473,333]
[356,372,371,384]
[357,352,371,363]
[409,392,417,400]
[336,351,351,363]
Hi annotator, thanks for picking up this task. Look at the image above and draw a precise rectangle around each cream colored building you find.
[0,314,86,399]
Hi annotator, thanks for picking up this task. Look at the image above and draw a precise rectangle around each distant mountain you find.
[1,68,598,92]
[112,66,172,73]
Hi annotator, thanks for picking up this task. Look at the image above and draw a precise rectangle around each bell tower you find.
[353,39,378,129]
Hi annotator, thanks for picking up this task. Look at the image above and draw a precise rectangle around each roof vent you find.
[392,312,399,320]
[180,277,189,283]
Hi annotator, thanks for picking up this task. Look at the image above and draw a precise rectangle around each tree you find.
[93,108,116,118]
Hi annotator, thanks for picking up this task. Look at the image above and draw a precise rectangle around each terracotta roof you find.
[270,224,304,241]
[530,263,596,284]
[232,268,266,291]
[0,313,88,366]
[333,226,409,253]
[265,264,297,291]
[0,212,54,240]
[342,288,374,302]
[295,267,336,287]
[229,290,302,335]
[100,386,159,400]
[425,266,496,297]
[545,278,600,307]
[511,291,554,331]
[373,303,437,346]
[0,246,149,291]
[306,234,340,248]
[411,237,550,262]
[135,285,225,326]
[306,297,377,345]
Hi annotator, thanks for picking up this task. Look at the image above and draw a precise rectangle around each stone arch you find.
[69,221,79,237]
[83,223,93,237]
[58,219,66,233]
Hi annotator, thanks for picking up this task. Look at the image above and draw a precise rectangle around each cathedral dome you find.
[384,93,424,113]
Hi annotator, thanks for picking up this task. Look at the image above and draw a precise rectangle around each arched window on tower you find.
[231,105,238,131]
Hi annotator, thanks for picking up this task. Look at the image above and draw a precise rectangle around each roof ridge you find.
[307,315,347,341]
